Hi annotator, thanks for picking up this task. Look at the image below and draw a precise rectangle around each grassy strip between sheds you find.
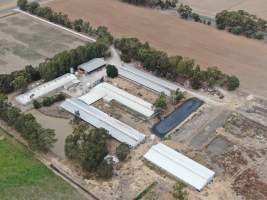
[0,128,87,200]
[134,181,158,200]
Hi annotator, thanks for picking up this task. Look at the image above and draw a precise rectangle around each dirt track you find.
[49,0,267,98]
[180,0,267,19]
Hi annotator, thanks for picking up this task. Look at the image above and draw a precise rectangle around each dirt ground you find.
[179,0,267,20]
[27,109,73,159]
[163,94,267,200]
[0,13,86,74]
[49,0,267,98]
[109,77,159,103]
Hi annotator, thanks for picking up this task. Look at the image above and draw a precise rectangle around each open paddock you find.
[0,13,86,74]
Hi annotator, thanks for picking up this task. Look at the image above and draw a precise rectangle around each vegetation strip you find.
[134,181,158,200]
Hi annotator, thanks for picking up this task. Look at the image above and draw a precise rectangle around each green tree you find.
[153,93,167,113]
[116,143,130,161]
[172,89,185,104]
[33,100,42,109]
[172,182,188,200]
[106,65,118,78]
[65,125,108,172]
[177,4,192,19]
[17,0,28,10]
[227,75,240,91]
[27,1,40,14]
[96,160,113,179]
[11,74,28,92]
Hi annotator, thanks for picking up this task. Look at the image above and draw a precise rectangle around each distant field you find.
[0,13,86,74]
[179,0,267,20]
[0,128,87,200]
[49,0,267,98]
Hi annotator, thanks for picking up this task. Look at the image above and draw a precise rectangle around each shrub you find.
[17,0,28,10]
[192,13,200,22]
[227,76,240,91]
[96,160,113,179]
[106,65,118,78]
[153,93,167,113]
[33,100,42,109]
[172,181,188,200]
[116,143,130,161]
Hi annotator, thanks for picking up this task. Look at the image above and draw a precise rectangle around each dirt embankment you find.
[49,0,267,98]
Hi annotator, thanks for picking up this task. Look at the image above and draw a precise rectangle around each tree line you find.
[115,38,239,91]
[0,41,109,94]
[121,0,177,9]
[177,4,266,40]
[177,4,211,25]
[216,10,267,39]
[0,93,56,151]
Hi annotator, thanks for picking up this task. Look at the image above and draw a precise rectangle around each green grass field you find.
[0,128,87,200]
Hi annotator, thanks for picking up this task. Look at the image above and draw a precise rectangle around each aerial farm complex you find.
[0,0,267,200]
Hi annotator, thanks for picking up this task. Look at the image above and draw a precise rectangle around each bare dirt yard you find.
[179,0,267,20]
[0,13,86,74]
[49,0,267,98]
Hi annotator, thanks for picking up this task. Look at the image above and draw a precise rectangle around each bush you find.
[172,181,188,200]
[173,89,184,103]
[254,31,264,40]
[177,4,192,19]
[33,100,42,109]
[215,10,267,39]
[17,0,28,10]
[106,65,118,78]
[192,13,200,22]
[153,93,167,113]
[116,143,130,161]
[41,94,65,107]
[96,160,113,179]
[227,76,240,91]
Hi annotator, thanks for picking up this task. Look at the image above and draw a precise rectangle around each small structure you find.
[60,98,145,147]
[78,58,106,74]
[16,73,78,105]
[144,143,215,191]
[118,65,179,96]
[79,82,154,118]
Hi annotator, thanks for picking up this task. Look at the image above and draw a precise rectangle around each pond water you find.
[152,98,203,138]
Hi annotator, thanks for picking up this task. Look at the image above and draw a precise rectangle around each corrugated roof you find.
[118,65,179,96]
[78,58,106,73]
[79,83,154,118]
[60,98,145,147]
[16,73,78,105]
[144,143,215,191]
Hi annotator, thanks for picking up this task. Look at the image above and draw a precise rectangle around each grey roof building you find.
[78,58,106,73]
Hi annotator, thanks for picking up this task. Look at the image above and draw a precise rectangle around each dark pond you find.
[152,98,203,137]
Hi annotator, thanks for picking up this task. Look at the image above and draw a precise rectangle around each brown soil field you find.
[49,0,267,98]
[180,0,267,19]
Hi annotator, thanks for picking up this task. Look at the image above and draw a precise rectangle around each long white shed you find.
[60,98,145,147]
[16,73,78,105]
[118,65,179,96]
[79,82,154,118]
[144,143,215,191]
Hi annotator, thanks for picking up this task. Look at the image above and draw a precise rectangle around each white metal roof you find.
[79,83,154,118]
[60,98,145,147]
[78,58,106,73]
[16,73,78,105]
[144,143,215,191]
[118,65,179,96]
